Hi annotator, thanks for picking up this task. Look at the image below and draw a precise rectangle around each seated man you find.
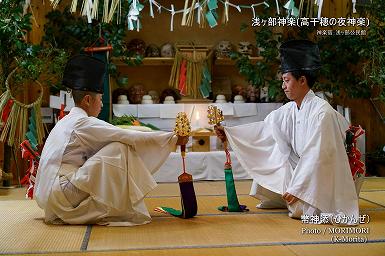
[34,54,187,226]
[215,40,359,224]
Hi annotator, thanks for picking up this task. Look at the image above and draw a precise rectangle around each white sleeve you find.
[74,117,177,172]
[74,117,175,152]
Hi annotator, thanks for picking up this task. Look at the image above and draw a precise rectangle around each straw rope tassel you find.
[19,108,27,148]
[21,108,28,146]
[70,0,78,12]
[103,0,108,23]
[199,3,207,28]
[181,0,190,26]
[92,0,99,20]
[1,103,16,145]
[0,91,11,115]
[1,69,45,147]
[169,54,181,88]
[8,104,21,146]
[175,55,182,89]
[299,0,305,17]
[108,0,120,23]
[186,0,196,26]
[51,0,62,9]
[0,91,13,143]
[190,60,194,98]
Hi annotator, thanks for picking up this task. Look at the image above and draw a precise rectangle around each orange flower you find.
[132,119,141,126]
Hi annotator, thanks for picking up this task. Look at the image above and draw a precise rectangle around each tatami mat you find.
[146,195,382,217]
[0,187,28,201]
[361,177,385,191]
[360,191,385,208]
[0,200,86,254]
[287,243,385,256]
[12,244,385,256]
[146,195,284,216]
[11,245,298,256]
[1,178,385,255]
[2,177,383,201]
[87,211,385,251]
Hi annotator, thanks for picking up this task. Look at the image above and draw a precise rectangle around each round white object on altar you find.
[117,95,130,104]
[142,95,153,104]
[215,94,227,103]
[234,95,245,103]
[164,96,175,104]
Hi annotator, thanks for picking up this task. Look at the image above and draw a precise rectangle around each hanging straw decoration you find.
[107,0,121,23]
[0,69,45,148]
[50,0,62,9]
[49,0,277,31]
[103,0,109,22]
[70,0,78,12]
[169,45,213,99]
[81,0,93,22]
[91,0,99,20]
[308,0,313,17]
[185,0,196,26]
[181,0,190,26]
[299,0,305,17]
[198,2,207,28]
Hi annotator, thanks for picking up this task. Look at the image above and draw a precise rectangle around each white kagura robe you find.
[34,107,177,226]
[225,90,359,220]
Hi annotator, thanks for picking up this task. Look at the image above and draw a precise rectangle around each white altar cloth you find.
[112,103,282,181]
[154,151,251,182]
[113,103,282,131]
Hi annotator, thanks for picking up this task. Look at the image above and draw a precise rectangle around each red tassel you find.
[1,99,14,123]
[178,60,187,96]
[20,140,40,199]
[346,126,366,179]
[59,104,66,120]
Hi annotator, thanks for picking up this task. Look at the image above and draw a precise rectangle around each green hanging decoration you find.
[207,105,248,212]
[284,0,299,17]
[206,0,219,28]
[199,64,212,98]
[0,69,45,148]
[25,108,39,151]
[127,0,144,31]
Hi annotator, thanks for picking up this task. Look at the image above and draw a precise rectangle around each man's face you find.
[88,93,103,117]
[281,72,302,101]
[129,85,145,104]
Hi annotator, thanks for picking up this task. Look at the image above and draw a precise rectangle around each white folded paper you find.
[49,90,75,111]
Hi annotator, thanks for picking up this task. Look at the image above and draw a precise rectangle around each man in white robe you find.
[34,55,185,226]
[215,40,359,224]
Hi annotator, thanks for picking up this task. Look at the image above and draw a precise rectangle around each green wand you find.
[207,105,248,212]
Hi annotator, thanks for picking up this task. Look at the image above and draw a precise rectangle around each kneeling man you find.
[35,54,186,226]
